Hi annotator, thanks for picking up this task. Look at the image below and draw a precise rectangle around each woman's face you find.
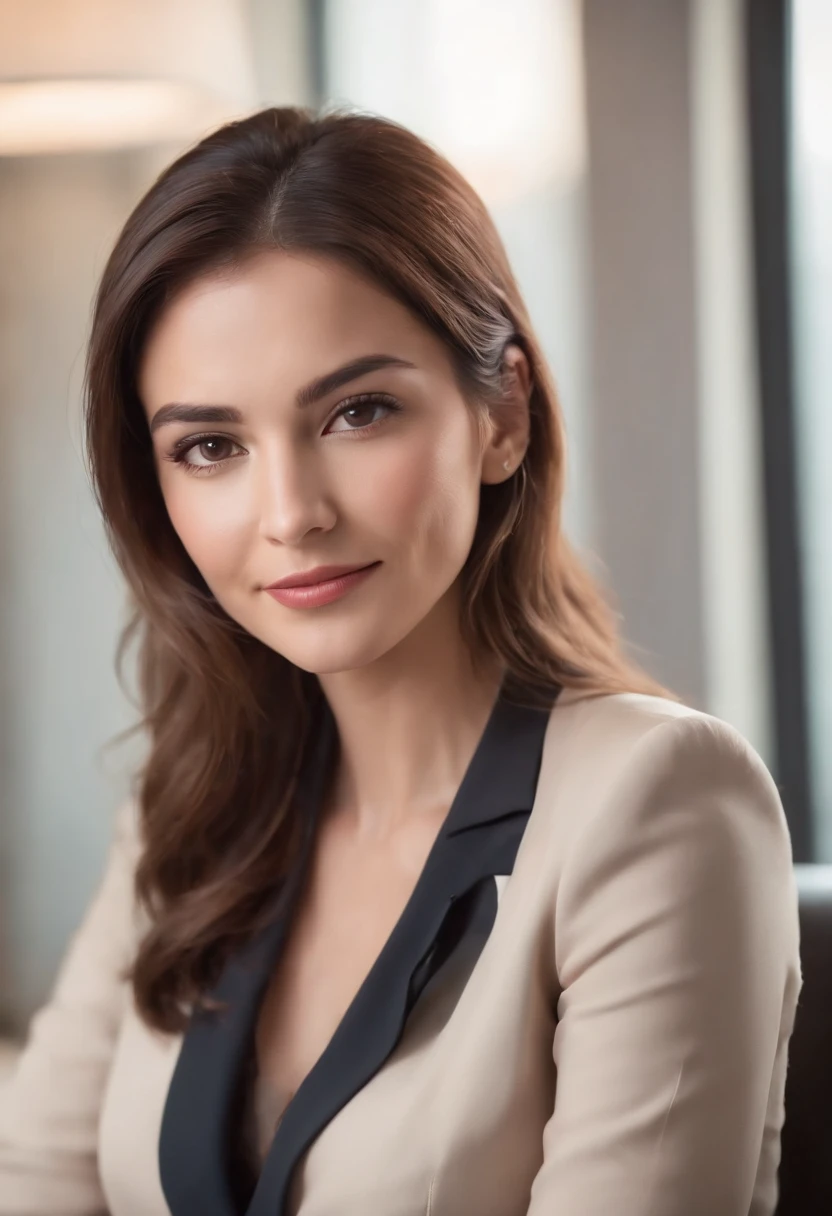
[138,250,524,674]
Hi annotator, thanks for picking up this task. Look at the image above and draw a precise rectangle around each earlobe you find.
[481,453,524,487]
[480,441,523,487]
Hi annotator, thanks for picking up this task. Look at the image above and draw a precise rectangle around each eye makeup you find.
[160,392,404,476]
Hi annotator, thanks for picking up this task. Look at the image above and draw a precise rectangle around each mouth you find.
[263,562,382,609]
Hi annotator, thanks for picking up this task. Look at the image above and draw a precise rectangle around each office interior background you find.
[0,0,829,1054]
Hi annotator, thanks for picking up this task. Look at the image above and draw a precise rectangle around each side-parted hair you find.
[84,105,674,1033]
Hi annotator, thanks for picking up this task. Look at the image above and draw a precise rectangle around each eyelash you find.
[163,392,403,477]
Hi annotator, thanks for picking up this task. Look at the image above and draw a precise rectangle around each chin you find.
[255,621,408,676]
[274,642,395,676]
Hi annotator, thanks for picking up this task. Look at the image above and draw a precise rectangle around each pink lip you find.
[264,562,381,608]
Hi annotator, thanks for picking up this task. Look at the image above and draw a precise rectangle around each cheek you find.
[161,476,253,585]
[357,423,482,559]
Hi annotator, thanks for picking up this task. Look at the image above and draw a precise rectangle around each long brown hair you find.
[84,104,673,1033]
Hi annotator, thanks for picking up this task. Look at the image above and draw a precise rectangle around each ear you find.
[480,343,532,485]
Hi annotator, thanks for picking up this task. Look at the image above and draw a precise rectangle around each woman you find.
[0,106,801,1216]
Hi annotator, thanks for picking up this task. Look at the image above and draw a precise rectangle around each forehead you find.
[138,251,446,408]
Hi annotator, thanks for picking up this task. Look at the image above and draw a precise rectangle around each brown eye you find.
[341,405,378,428]
[326,394,402,434]
[168,433,245,475]
[191,438,235,462]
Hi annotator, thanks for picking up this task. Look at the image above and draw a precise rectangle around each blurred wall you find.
[583,0,705,705]
[0,153,146,1025]
[583,0,771,744]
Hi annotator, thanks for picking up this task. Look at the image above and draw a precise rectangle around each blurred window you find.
[789,0,832,860]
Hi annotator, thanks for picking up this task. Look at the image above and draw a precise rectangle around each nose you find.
[256,443,337,546]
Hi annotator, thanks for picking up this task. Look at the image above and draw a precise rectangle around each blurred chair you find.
[777,865,832,1215]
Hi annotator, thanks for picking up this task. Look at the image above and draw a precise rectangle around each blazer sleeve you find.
[527,713,803,1216]
[0,797,143,1215]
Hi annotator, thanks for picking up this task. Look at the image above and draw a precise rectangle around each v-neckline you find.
[158,679,560,1216]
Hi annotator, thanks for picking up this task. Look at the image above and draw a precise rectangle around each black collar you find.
[159,679,560,1216]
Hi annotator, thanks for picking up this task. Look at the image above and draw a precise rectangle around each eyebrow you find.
[147,353,417,435]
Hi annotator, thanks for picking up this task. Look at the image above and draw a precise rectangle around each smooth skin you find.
[138,249,532,1115]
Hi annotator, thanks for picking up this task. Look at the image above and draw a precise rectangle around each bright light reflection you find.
[793,0,832,165]
[0,79,240,155]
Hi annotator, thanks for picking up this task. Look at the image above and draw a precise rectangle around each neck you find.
[316,588,504,840]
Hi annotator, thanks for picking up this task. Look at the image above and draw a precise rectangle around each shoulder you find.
[542,687,779,801]
[107,794,145,888]
[533,690,802,1012]
[546,685,752,757]
[533,689,795,892]
[86,794,148,949]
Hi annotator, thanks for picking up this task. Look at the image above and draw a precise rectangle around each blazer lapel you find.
[158,912,291,1216]
[159,683,559,1216]
[158,702,335,1216]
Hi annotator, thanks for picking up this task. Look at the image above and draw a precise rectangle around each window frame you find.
[745,0,814,861]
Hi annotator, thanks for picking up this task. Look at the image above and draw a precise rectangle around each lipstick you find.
[264,562,380,608]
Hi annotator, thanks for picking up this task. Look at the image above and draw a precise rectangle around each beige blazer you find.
[0,689,803,1216]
